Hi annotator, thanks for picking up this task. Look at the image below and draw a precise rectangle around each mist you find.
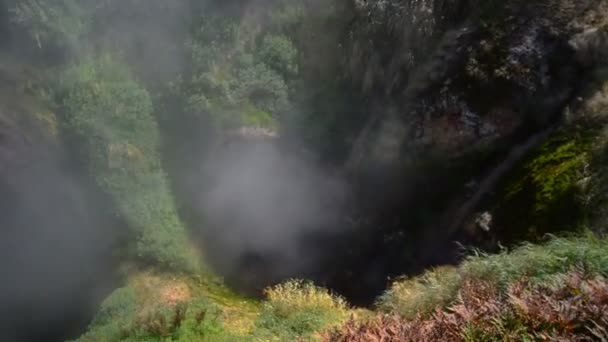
[0,114,120,341]
[197,137,349,292]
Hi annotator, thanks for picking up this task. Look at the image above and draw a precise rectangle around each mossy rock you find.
[489,126,598,242]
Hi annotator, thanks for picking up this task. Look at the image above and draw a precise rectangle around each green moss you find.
[491,128,596,240]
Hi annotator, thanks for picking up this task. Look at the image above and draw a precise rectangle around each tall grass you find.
[378,234,608,318]
[378,266,461,319]
[254,280,350,340]
[327,269,608,341]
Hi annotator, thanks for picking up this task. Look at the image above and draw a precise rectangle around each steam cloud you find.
[198,138,349,290]
[0,122,117,341]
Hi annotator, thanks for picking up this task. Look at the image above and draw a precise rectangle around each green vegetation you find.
[77,273,232,341]
[332,235,608,341]
[4,1,608,341]
[76,236,608,341]
[254,280,350,340]
[378,266,461,320]
[330,267,608,341]
[10,0,90,53]
[78,273,352,341]
[180,12,297,129]
[494,130,594,239]
[379,234,608,319]
[58,56,197,271]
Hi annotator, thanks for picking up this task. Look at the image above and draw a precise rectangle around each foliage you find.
[462,234,608,287]
[378,235,608,320]
[80,296,226,341]
[490,128,595,240]
[254,280,350,340]
[10,0,91,56]
[92,286,140,328]
[377,266,461,320]
[258,34,298,77]
[181,12,296,129]
[76,272,254,342]
[58,56,197,272]
[506,132,592,211]
[326,269,608,341]
[77,286,141,341]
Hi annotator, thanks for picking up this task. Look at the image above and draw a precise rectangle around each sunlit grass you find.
[378,234,608,320]
[254,280,350,340]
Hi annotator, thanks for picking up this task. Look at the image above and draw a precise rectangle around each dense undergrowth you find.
[76,272,353,341]
[327,235,608,341]
[74,235,608,341]
[57,56,199,272]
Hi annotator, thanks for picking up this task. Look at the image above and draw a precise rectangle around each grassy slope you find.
[77,235,608,341]
[76,269,260,341]
[327,235,608,341]
[76,269,362,341]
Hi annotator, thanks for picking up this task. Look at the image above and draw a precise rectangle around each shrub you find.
[258,34,298,77]
[10,0,90,54]
[131,299,225,341]
[183,13,293,129]
[255,280,349,339]
[78,286,140,341]
[59,56,197,272]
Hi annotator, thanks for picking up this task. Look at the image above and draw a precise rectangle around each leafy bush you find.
[258,34,298,77]
[10,0,91,56]
[255,280,349,339]
[79,286,140,341]
[59,56,197,271]
[182,13,293,129]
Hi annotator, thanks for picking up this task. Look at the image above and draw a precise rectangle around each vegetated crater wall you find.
[175,0,608,306]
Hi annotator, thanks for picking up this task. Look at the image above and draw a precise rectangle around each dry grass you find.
[255,280,350,339]
[377,266,461,319]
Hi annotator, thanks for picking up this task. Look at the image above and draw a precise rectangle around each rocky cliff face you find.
[312,0,608,303]
[345,0,595,164]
